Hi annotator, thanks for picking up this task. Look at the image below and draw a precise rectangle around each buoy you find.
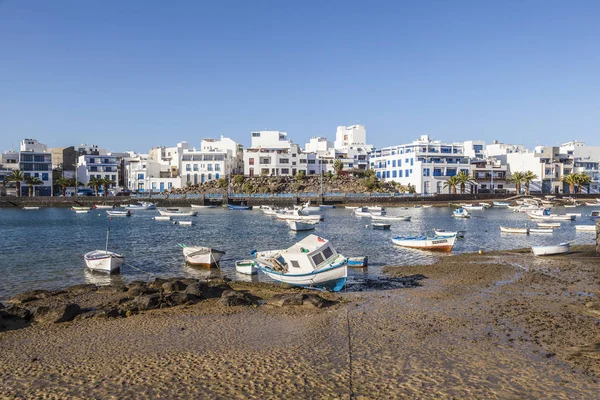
[365,225,369,228]
[478,249,483,254]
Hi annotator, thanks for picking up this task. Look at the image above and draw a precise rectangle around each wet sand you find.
[1,246,599,399]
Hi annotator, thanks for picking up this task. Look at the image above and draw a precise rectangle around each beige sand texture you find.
[1,247,599,399]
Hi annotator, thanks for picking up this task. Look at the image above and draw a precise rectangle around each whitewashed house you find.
[243,131,308,177]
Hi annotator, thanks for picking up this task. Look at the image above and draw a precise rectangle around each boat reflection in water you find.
[234,271,260,283]
[183,264,224,280]
[83,269,125,286]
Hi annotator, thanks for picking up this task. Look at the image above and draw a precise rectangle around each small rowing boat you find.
[531,243,569,256]
[391,235,456,252]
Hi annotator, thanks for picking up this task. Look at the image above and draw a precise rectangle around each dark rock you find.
[200,282,231,299]
[66,284,98,295]
[3,306,32,320]
[8,290,52,304]
[184,283,203,297]
[268,293,305,307]
[131,294,161,311]
[94,307,121,319]
[0,303,4,310]
[303,294,335,308]
[162,280,187,292]
[96,285,127,294]
[33,303,81,323]
[148,278,169,290]
[164,292,198,306]
[220,290,255,307]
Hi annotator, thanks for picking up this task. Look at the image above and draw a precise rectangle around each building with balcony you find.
[470,158,513,193]
[76,154,120,188]
[370,135,471,194]
[333,125,372,171]
[18,139,53,196]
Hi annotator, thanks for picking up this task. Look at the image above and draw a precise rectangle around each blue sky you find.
[1,0,598,153]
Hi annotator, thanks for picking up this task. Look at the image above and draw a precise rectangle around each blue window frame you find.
[392,160,396,167]
[42,173,48,181]
[138,174,144,180]
[392,171,397,178]
[398,170,403,177]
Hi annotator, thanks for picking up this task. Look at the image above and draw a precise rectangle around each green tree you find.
[87,177,101,196]
[521,170,538,195]
[443,175,460,195]
[24,176,43,197]
[560,173,577,194]
[55,177,71,196]
[233,175,245,185]
[4,170,25,197]
[295,170,305,181]
[456,171,476,194]
[216,178,229,189]
[100,177,115,196]
[576,173,592,194]
[508,171,525,194]
[333,159,344,176]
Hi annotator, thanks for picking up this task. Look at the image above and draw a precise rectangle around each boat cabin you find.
[261,235,340,274]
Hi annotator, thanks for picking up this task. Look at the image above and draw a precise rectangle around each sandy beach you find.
[1,246,599,399]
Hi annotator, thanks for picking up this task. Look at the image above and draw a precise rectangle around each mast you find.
[105,226,110,253]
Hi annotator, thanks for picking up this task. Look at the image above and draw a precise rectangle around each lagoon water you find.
[0,205,597,300]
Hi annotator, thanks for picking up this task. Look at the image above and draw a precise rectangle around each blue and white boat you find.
[347,256,368,268]
[252,234,347,291]
[227,204,253,210]
[453,208,471,218]
[392,234,456,252]
[493,201,510,208]
[125,201,155,210]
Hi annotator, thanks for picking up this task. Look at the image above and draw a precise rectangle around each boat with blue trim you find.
[252,234,347,291]
[227,204,253,210]
[391,234,456,252]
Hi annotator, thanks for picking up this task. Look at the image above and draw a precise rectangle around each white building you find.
[0,151,20,195]
[181,136,242,185]
[370,135,471,194]
[18,139,53,196]
[76,154,120,188]
[125,154,181,193]
[333,125,372,171]
[244,131,310,177]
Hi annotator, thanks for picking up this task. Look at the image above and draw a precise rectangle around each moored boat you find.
[158,208,198,217]
[227,204,253,210]
[252,234,347,291]
[500,226,529,234]
[370,215,411,221]
[527,208,575,221]
[391,234,456,252]
[72,206,91,211]
[433,228,465,238]
[531,243,569,256]
[235,260,257,275]
[125,202,155,210]
[94,204,115,209]
[590,210,600,219]
[74,209,89,214]
[106,210,131,217]
[575,225,596,231]
[492,201,510,208]
[529,228,553,234]
[23,206,40,210]
[347,256,368,268]
[190,204,217,209]
[180,244,225,267]
[453,208,470,218]
[372,222,391,230]
[537,222,561,228]
[287,220,318,231]
[277,210,322,221]
[153,216,171,221]
[84,250,124,273]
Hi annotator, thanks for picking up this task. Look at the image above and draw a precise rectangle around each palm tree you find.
[456,171,476,194]
[576,173,592,194]
[521,171,538,195]
[100,178,115,196]
[24,176,43,197]
[4,170,25,197]
[508,171,525,194]
[333,159,344,176]
[443,175,460,195]
[87,177,101,196]
[561,174,577,194]
[55,177,71,196]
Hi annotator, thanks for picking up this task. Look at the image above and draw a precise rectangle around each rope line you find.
[122,261,156,277]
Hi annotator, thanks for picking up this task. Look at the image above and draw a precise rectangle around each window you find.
[249,158,254,165]
[405,170,410,177]
[260,157,271,164]
[90,166,98,172]
[280,158,289,164]
[392,171,397,178]
[208,173,212,180]
[423,168,430,177]
[168,182,172,189]
[322,247,333,259]
[281,168,289,174]
[138,173,144,180]
[112,175,116,181]
[392,160,396,167]
[215,164,220,171]
[252,132,260,137]
[42,173,48,181]
[193,164,198,171]
[249,168,254,177]
[186,174,190,183]
[311,253,325,266]
[207,164,213,171]
[308,160,315,164]
[185,164,191,171]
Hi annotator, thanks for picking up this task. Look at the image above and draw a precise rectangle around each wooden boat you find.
[531,243,569,256]
[372,222,391,230]
[433,228,465,238]
[347,256,368,268]
[153,216,172,221]
[391,235,456,252]
[22,206,40,210]
[371,215,411,221]
[529,228,553,234]
[84,227,123,274]
[537,222,560,228]
[287,220,318,231]
[252,234,347,292]
[158,208,198,217]
[500,226,529,234]
[94,204,115,209]
[106,210,131,217]
[575,225,596,232]
[180,244,225,267]
[453,208,470,218]
[227,204,253,210]
[125,202,155,210]
[191,204,217,209]
[235,260,257,275]
[492,201,510,208]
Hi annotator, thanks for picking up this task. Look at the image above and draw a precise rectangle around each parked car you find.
[77,189,94,196]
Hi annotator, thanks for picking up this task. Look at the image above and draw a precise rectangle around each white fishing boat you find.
[479,203,491,208]
[585,202,599,206]
[94,204,115,209]
[22,206,40,210]
[235,260,257,275]
[391,235,456,252]
[589,210,599,219]
[345,206,359,210]
[252,234,347,291]
[276,210,321,221]
[319,204,336,209]
[575,225,596,232]
[152,216,171,221]
[370,215,411,221]
[564,204,580,208]
[462,204,484,210]
[125,202,155,210]
[372,222,391,230]
[354,207,374,217]
[531,243,569,256]
[367,205,385,212]
[433,228,465,238]
[84,227,123,274]
[453,208,470,218]
[422,205,433,208]
[190,204,217,209]
[527,209,576,221]
[297,201,321,214]
[180,244,225,267]
[513,204,541,213]
[492,201,510,208]
[74,209,89,214]
[287,220,318,231]
[262,208,279,216]
[537,222,560,228]
[500,226,529,234]
[106,210,131,217]
[158,208,198,217]
[529,228,553,234]
[347,256,368,268]
[173,220,194,226]
[72,206,91,211]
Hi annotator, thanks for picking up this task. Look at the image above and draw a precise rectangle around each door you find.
[160,182,165,192]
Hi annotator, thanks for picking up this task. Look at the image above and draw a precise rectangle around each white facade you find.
[305,137,332,155]
[180,136,242,185]
[125,155,181,193]
[76,154,120,187]
[334,125,367,148]
[371,135,471,194]
[17,139,53,196]
[333,125,372,171]
[244,143,308,177]
[250,130,291,149]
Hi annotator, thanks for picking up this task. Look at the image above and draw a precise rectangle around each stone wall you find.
[596,220,600,255]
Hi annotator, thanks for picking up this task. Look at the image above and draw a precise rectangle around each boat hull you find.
[183,247,225,268]
[531,243,569,256]
[254,262,348,292]
[287,220,317,231]
[235,260,257,275]
[391,235,456,252]
[347,256,368,268]
[84,251,124,274]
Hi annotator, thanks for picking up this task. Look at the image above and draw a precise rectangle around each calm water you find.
[0,205,597,300]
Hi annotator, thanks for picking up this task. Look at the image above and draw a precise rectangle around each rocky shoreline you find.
[1,247,599,399]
